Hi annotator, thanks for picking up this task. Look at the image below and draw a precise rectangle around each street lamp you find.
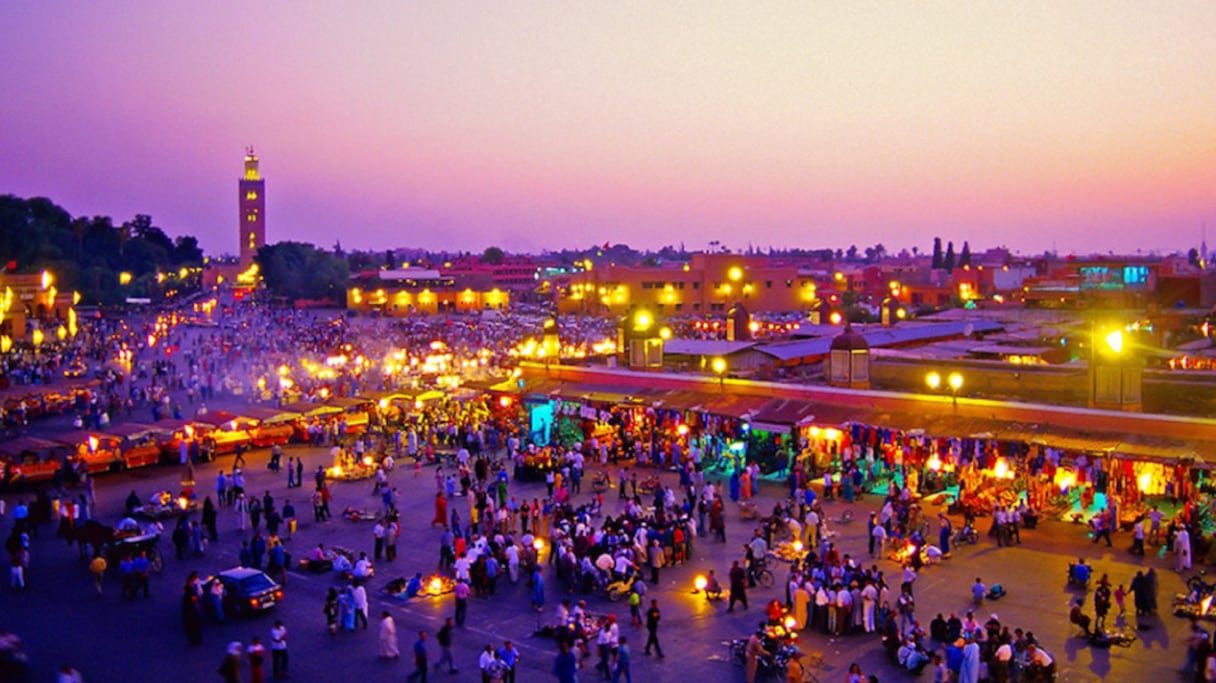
[712,357,727,391]
[925,371,963,406]
[947,372,963,405]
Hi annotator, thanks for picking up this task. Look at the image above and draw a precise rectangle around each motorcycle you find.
[590,471,611,493]
[603,571,637,602]
[952,525,979,546]
[1187,573,1216,600]
[727,637,798,679]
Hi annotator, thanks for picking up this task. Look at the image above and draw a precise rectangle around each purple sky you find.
[2,2,1215,258]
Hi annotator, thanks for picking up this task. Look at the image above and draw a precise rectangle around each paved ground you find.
[0,432,1198,683]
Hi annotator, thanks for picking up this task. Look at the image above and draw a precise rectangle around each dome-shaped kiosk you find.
[827,324,870,389]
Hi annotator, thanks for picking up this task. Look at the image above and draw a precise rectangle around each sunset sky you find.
[2,2,1214,257]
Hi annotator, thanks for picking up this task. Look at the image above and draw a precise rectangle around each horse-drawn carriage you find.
[65,519,163,572]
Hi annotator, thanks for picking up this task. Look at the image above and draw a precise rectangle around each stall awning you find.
[1109,433,1211,466]
[0,437,60,458]
[240,406,303,424]
[550,384,656,406]
[748,399,819,431]
[281,401,344,417]
[326,397,369,411]
[650,390,709,412]
[107,422,170,440]
[699,394,771,420]
[52,431,121,449]
[194,411,258,428]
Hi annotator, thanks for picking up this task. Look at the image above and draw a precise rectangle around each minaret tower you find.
[238,147,266,269]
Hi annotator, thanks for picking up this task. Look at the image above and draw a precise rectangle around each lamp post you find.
[712,357,726,392]
[947,372,963,406]
[925,371,963,407]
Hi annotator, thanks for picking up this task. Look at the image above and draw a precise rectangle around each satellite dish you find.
[964,324,974,337]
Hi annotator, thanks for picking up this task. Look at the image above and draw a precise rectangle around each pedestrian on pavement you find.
[454,579,470,626]
[385,519,399,561]
[408,631,429,682]
[89,554,106,597]
[435,617,458,674]
[353,583,369,629]
[218,642,243,683]
[729,560,748,612]
[612,635,633,683]
[644,599,664,658]
[182,585,204,646]
[553,641,578,683]
[269,620,288,678]
[202,496,219,541]
[247,636,266,683]
[497,641,520,683]
[379,612,399,659]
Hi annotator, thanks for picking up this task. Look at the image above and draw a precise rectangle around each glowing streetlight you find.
[728,266,743,282]
[926,371,963,406]
[712,357,727,391]
[1104,329,1124,354]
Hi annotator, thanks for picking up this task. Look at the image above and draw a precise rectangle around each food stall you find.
[108,422,170,469]
[0,437,62,485]
[325,396,373,435]
[192,411,257,454]
[240,405,301,447]
[53,431,123,474]
[281,400,344,442]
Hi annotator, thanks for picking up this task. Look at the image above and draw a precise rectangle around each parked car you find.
[211,567,283,616]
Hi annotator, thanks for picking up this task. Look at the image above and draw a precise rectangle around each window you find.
[765,281,772,288]
[693,303,701,311]
[710,303,725,312]
[785,280,792,288]
[692,282,700,290]
[674,304,684,312]
[245,191,258,201]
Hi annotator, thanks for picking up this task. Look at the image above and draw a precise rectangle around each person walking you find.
[497,641,520,683]
[89,554,106,597]
[435,618,458,674]
[644,599,664,658]
[379,611,400,659]
[247,636,266,683]
[408,631,429,683]
[218,642,243,683]
[353,583,369,630]
[553,641,578,683]
[728,560,748,612]
[612,635,633,683]
[454,579,470,626]
[385,519,399,561]
[182,585,204,646]
[647,539,664,585]
[269,620,288,679]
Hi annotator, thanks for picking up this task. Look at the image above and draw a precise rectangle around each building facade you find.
[556,253,822,317]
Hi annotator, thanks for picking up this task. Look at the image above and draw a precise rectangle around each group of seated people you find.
[303,543,374,581]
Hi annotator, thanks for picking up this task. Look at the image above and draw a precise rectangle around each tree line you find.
[0,195,203,305]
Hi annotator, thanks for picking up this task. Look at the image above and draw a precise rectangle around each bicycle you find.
[748,559,775,588]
